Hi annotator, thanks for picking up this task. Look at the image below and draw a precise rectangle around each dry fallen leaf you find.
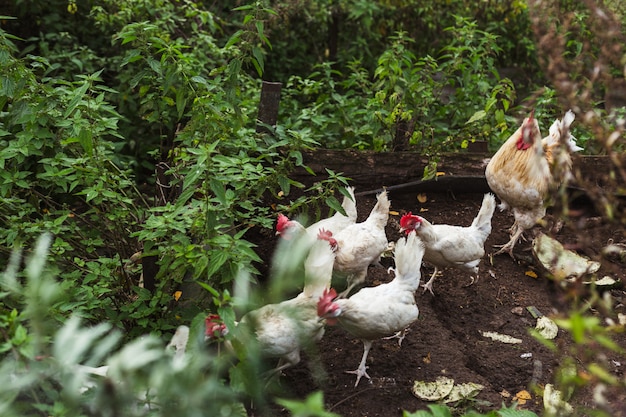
[543,384,573,415]
[532,233,600,280]
[423,352,431,364]
[417,193,428,203]
[525,270,538,278]
[419,208,429,212]
[412,376,454,401]
[445,382,484,403]
[480,331,523,344]
[513,389,531,405]
[536,316,559,339]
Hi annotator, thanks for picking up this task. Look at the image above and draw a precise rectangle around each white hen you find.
[399,193,496,294]
[331,190,391,296]
[317,232,425,387]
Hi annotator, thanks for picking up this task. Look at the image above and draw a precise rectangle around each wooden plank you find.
[291,150,613,196]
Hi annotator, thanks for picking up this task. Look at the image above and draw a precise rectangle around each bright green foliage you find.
[0,3,347,342]
[280,18,517,154]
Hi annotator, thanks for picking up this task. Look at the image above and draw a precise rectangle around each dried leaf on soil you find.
[532,234,600,280]
[480,331,523,344]
[411,376,454,401]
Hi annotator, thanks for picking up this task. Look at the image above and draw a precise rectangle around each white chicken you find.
[207,229,337,376]
[486,110,581,257]
[316,232,425,387]
[330,190,391,296]
[399,193,496,295]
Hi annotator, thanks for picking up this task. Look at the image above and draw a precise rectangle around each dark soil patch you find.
[246,163,626,416]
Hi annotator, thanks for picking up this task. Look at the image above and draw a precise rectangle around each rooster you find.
[206,229,337,376]
[317,232,425,387]
[486,110,581,257]
[485,111,550,256]
[330,190,391,296]
[399,193,496,294]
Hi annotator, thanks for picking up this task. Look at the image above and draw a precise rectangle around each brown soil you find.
[246,158,626,417]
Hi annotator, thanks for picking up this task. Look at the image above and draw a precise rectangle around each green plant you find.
[403,403,538,417]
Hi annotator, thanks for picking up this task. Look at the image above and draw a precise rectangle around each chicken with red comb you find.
[317,233,425,387]
[399,193,495,294]
[485,110,580,257]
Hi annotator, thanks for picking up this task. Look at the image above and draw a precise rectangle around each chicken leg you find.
[421,267,440,295]
[345,340,372,387]
[493,223,525,258]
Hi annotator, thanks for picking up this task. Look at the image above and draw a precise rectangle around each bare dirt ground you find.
[250,179,626,417]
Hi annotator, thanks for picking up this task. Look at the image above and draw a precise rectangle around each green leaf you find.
[209,179,227,204]
[325,196,344,216]
[205,250,229,279]
[78,127,93,156]
[251,47,264,77]
[276,391,340,417]
[224,30,244,49]
[465,110,486,125]
[63,82,90,118]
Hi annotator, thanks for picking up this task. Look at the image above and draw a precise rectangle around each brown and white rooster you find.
[317,232,424,387]
[399,193,496,294]
[485,110,580,257]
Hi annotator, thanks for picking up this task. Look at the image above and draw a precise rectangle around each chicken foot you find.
[421,267,440,295]
[383,328,409,346]
[345,340,373,387]
[492,224,525,258]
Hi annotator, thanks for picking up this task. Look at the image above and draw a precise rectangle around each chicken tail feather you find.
[471,193,497,237]
[393,232,425,288]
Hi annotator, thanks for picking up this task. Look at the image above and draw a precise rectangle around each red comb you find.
[399,212,412,228]
[276,213,290,233]
[317,288,338,316]
[205,314,226,338]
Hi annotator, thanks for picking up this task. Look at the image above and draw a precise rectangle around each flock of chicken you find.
[198,109,584,389]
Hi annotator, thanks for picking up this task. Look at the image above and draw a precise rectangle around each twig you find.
[328,387,378,411]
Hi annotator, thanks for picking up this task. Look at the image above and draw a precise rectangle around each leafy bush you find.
[280,17,517,158]
[0,5,347,342]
